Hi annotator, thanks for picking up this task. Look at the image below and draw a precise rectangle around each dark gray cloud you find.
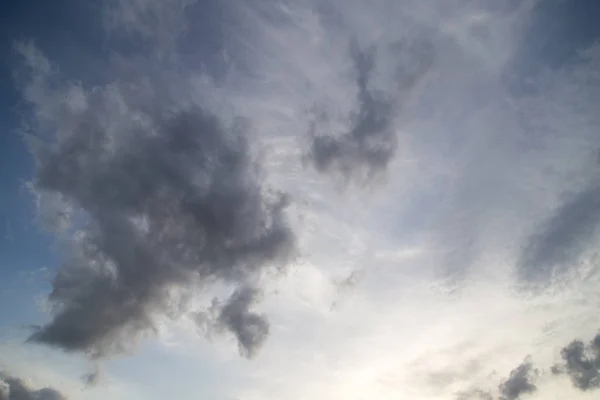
[26,101,294,358]
[517,184,600,284]
[214,286,270,358]
[17,43,295,358]
[498,359,538,400]
[0,372,65,400]
[554,332,600,390]
[452,359,537,400]
[191,286,270,358]
[307,36,434,181]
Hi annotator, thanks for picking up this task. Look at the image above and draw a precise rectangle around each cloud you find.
[452,358,537,400]
[10,1,600,398]
[307,40,396,179]
[307,33,435,182]
[15,13,295,359]
[498,359,538,400]
[457,332,600,399]
[0,371,65,400]
[25,97,294,358]
[517,184,600,284]
[102,0,198,61]
[213,286,270,358]
[554,332,600,391]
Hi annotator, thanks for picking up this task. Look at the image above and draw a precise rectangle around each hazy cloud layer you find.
[0,371,65,400]
[454,359,537,400]
[455,389,494,400]
[102,0,197,59]
[15,0,295,359]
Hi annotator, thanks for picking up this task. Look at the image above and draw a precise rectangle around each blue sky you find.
[1,1,600,399]
[0,0,58,337]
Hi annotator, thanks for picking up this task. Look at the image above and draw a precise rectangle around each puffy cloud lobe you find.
[191,286,270,358]
[307,36,434,182]
[498,360,538,400]
[554,332,600,390]
[20,54,294,358]
[0,372,65,400]
[517,184,600,284]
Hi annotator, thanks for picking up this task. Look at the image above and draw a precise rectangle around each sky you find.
[1,0,600,399]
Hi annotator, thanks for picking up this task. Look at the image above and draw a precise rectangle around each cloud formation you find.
[554,332,600,391]
[102,0,197,58]
[25,97,294,358]
[308,41,397,179]
[517,184,600,284]
[15,4,295,358]
[498,359,538,400]
[208,286,271,358]
[453,359,537,400]
[0,371,65,400]
[455,389,494,400]
[307,34,434,182]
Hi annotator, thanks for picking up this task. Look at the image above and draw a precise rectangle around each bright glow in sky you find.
[2,0,600,399]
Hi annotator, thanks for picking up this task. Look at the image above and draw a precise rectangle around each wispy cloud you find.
[454,359,538,400]
[307,34,434,182]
